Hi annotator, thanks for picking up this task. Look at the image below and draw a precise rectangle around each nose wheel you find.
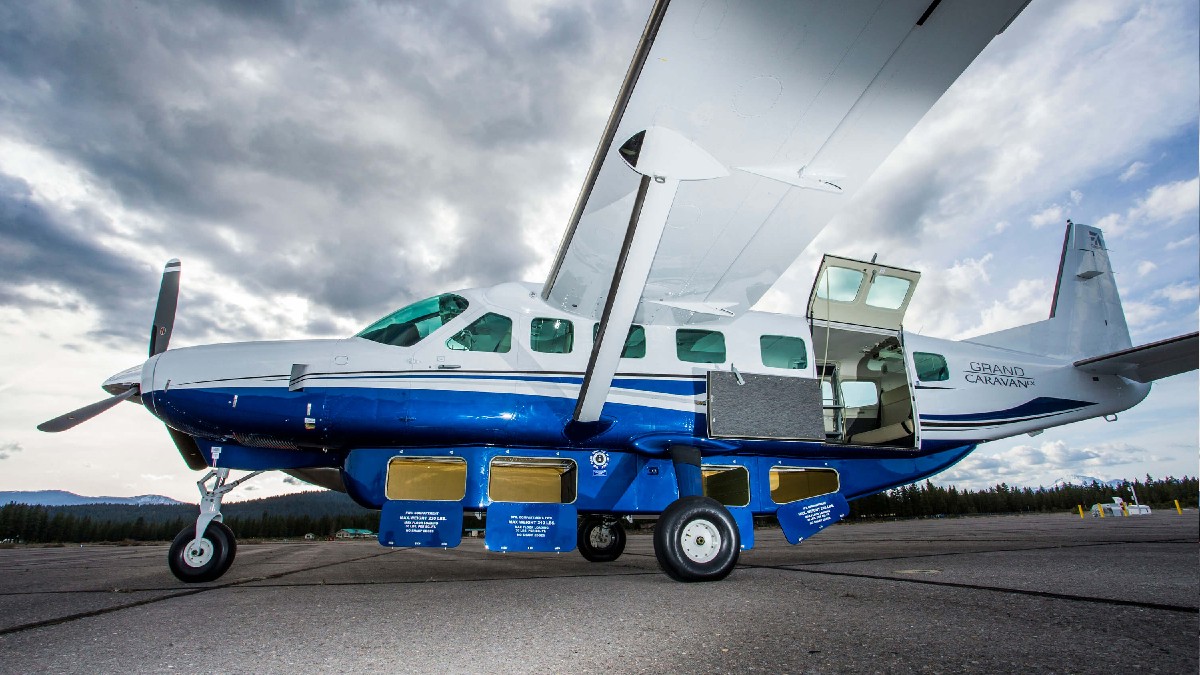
[577,515,627,562]
[653,496,739,582]
[168,521,236,582]
[167,467,261,583]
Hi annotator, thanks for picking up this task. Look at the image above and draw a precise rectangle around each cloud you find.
[0,442,21,460]
[1154,282,1199,303]
[0,1,646,347]
[1118,161,1148,182]
[1135,261,1158,276]
[1098,177,1200,237]
[939,439,1155,488]
[281,476,301,485]
[1030,204,1067,228]
[1165,234,1198,251]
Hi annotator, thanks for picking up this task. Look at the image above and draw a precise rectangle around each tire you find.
[653,496,740,582]
[578,516,626,562]
[168,521,237,583]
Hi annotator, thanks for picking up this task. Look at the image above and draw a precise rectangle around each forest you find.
[0,475,1195,544]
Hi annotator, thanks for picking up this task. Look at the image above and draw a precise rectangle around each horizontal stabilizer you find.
[1074,332,1199,383]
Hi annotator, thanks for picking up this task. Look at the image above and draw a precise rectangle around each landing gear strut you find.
[167,467,261,583]
[578,515,626,562]
[652,445,740,582]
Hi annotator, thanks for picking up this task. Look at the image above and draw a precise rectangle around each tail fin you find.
[967,221,1132,360]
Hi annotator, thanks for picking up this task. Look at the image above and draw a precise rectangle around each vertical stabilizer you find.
[967,222,1132,360]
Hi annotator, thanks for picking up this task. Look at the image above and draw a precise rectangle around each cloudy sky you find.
[0,0,1195,502]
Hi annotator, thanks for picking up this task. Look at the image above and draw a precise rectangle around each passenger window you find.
[531,318,573,354]
[815,267,864,302]
[676,329,726,364]
[865,275,912,309]
[913,352,949,382]
[760,335,807,369]
[592,324,647,358]
[446,313,512,352]
[840,381,878,408]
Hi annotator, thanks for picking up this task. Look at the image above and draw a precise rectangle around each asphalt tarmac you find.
[0,512,1195,674]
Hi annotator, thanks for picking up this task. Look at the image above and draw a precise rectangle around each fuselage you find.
[125,281,1149,511]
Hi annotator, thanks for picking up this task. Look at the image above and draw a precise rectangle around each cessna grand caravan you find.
[41,0,1198,582]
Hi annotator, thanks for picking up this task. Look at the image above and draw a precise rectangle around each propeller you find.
[38,259,184,435]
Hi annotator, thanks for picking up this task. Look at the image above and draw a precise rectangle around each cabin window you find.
[769,467,839,504]
[702,465,750,507]
[814,267,864,302]
[865,275,912,309]
[760,335,807,369]
[446,312,512,352]
[592,324,647,358]
[531,318,574,354]
[913,352,949,382]
[385,456,467,501]
[488,456,577,504]
[676,329,726,364]
[356,293,469,347]
[841,381,878,408]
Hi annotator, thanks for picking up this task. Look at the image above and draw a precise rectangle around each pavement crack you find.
[738,563,1199,614]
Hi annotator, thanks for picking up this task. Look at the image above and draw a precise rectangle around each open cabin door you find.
[808,255,921,330]
[807,255,922,448]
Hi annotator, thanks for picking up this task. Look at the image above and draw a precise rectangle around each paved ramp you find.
[0,513,1195,673]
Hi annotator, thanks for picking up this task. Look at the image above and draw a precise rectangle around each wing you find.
[1074,332,1199,384]
[543,0,1029,325]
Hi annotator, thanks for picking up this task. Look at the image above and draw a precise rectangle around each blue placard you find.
[378,500,463,548]
[485,502,577,552]
[777,493,849,545]
[728,506,755,551]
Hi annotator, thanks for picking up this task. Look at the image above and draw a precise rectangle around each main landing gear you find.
[653,496,740,582]
[577,515,627,562]
[651,445,740,582]
[168,467,261,583]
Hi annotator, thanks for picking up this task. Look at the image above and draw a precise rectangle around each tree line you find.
[0,476,1195,543]
[848,475,1197,520]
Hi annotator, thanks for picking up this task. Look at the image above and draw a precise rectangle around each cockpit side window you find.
[446,313,512,353]
[356,294,469,347]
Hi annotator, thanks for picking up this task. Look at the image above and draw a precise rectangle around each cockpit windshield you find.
[356,293,469,347]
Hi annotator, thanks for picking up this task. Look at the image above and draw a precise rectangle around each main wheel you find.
[653,496,739,582]
[168,521,237,583]
[578,516,627,562]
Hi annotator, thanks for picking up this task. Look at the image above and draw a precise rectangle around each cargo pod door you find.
[807,255,920,331]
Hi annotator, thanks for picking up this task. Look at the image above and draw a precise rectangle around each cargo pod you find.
[486,456,578,552]
[808,255,921,448]
[378,456,467,548]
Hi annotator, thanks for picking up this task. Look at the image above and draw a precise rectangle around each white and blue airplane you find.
[39,0,1198,583]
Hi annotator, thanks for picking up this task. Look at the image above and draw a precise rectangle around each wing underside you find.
[543,0,1029,325]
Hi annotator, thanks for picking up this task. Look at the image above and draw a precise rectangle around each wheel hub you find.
[588,525,614,549]
[680,518,721,563]
[183,538,214,568]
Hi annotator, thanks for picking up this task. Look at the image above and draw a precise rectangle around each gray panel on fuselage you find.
[707,372,824,441]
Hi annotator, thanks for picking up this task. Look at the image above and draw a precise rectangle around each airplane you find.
[37,0,1199,583]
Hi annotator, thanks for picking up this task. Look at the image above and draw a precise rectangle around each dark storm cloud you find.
[0,0,647,343]
[0,173,155,342]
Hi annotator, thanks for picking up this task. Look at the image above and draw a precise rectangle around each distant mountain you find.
[0,490,183,507]
[1051,475,1126,489]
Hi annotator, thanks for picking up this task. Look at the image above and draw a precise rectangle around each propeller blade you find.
[166,426,209,471]
[149,259,181,357]
[37,388,138,433]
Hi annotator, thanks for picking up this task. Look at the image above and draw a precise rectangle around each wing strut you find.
[574,127,727,423]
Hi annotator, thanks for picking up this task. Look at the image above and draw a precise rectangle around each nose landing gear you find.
[577,515,627,562]
[167,467,261,583]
